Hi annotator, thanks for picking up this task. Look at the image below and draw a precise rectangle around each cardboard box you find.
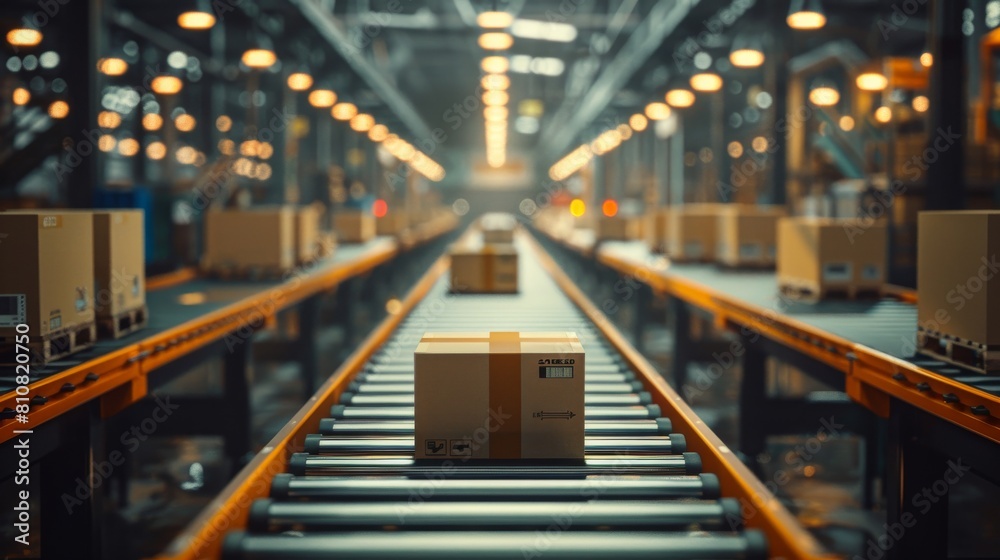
[334,210,376,243]
[294,205,321,264]
[668,204,724,262]
[645,208,670,253]
[449,241,518,293]
[597,215,643,241]
[415,332,585,460]
[92,210,145,323]
[376,211,409,236]
[0,211,96,360]
[716,205,786,268]
[317,230,338,258]
[777,217,887,299]
[203,207,296,271]
[917,211,1000,371]
[481,213,518,244]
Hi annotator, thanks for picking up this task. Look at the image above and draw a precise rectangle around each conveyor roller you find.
[222,531,769,560]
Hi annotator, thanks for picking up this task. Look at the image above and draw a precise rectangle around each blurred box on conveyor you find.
[294,204,322,264]
[333,210,376,244]
[449,238,518,293]
[777,217,886,301]
[202,207,296,274]
[376,210,409,236]
[480,212,518,244]
[596,215,643,241]
[917,211,1000,372]
[645,208,670,253]
[667,203,724,262]
[716,204,786,268]
[92,210,147,338]
[0,211,96,362]
[415,332,585,460]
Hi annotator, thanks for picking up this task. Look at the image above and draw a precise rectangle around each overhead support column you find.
[769,0,789,206]
[926,0,966,210]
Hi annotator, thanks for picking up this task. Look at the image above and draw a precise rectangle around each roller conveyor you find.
[317,418,674,436]
[219,235,769,560]
[303,434,687,455]
[328,403,664,420]
[247,498,743,531]
[347,380,646,394]
[338,391,655,406]
[267,473,721,500]
[223,531,768,560]
[356,370,635,383]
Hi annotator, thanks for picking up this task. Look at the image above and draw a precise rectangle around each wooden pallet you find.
[918,330,999,374]
[97,305,148,340]
[0,321,96,365]
[777,282,882,303]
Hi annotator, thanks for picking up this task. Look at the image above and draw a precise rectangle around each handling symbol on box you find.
[532,410,576,420]
[449,439,472,456]
[424,439,447,456]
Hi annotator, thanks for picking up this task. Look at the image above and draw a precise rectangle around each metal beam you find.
[539,0,696,163]
[292,0,434,141]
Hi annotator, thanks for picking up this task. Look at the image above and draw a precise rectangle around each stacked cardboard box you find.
[415,332,585,459]
[917,211,1000,372]
[203,207,296,273]
[481,213,518,244]
[777,217,887,300]
[294,205,322,264]
[376,210,409,236]
[668,204,724,262]
[449,239,518,294]
[0,211,97,362]
[334,210,376,244]
[645,208,670,253]
[716,205,786,268]
[596,215,643,241]
[92,210,147,338]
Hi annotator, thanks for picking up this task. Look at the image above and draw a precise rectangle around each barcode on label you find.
[0,295,26,327]
[539,366,574,378]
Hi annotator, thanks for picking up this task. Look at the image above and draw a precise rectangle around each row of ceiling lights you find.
[478,12,514,168]
[549,113,649,181]
[548,0,934,180]
[5,3,445,182]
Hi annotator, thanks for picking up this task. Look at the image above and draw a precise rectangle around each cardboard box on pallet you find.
[481,212,518,244]
[917,211,1000,372]
[667,204,724,262]
[777,217,887,300]
[0,211,96,361]
[449,240,518,294]
[294,205,322,264]
[376,211,409,236]
[716,205,786,268]
[202,207,296,272]
[334,210,376,243]
[92,210,146,337]
[415,332,585,460]
[645,208,670,253]
[596,215,643,241]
